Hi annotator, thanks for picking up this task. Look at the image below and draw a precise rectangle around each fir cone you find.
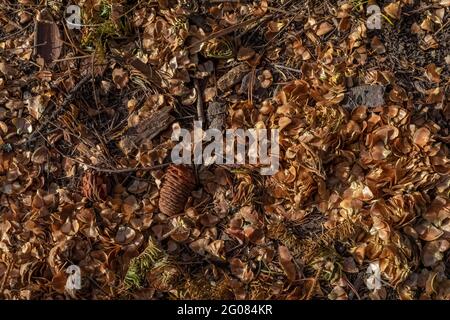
[158,165,196,216]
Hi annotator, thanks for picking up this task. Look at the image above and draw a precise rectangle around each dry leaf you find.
[422,240,449,267]
[425,64,441,83]
[413,127,431,147]
[230,258,254,283]
[278,246,297,281]
[115,226,136,244]
[112,68,129,89]
[31,146,48,164]
[237,47,256,61]
[371,36,386,54]
[316,22,334,36]
[384,2,401,19]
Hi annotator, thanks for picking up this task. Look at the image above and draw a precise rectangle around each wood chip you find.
[217,64,250,92]
[34,9,62,66]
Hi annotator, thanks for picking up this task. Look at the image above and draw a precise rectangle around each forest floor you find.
[0,0,449,300]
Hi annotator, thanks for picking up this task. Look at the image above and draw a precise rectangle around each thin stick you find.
[56,148,170,173]
[435,19,450,36]
[187,16,265,50]
[272,63,302,73]
[343,276,361,300]
[61,74,93,108]
[52,54,93,62]
[161,226,181,240]
[306,265,322,300]
[194,79,205,125]
[0,22,32,41]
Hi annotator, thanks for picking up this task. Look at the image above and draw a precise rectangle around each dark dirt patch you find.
[367,2,449,91]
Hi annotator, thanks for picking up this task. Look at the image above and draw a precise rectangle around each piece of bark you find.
[207,102,226,130]
[34,9,62,65]
[217,64,250,92]
[194,79,205,125]
[125,105,174,144]
[345,85,385,109]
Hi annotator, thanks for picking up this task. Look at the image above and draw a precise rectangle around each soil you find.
[368,1,450,90]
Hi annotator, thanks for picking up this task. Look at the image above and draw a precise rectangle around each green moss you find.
[124,238,165,289]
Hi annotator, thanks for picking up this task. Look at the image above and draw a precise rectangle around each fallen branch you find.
[59,150,171,173]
